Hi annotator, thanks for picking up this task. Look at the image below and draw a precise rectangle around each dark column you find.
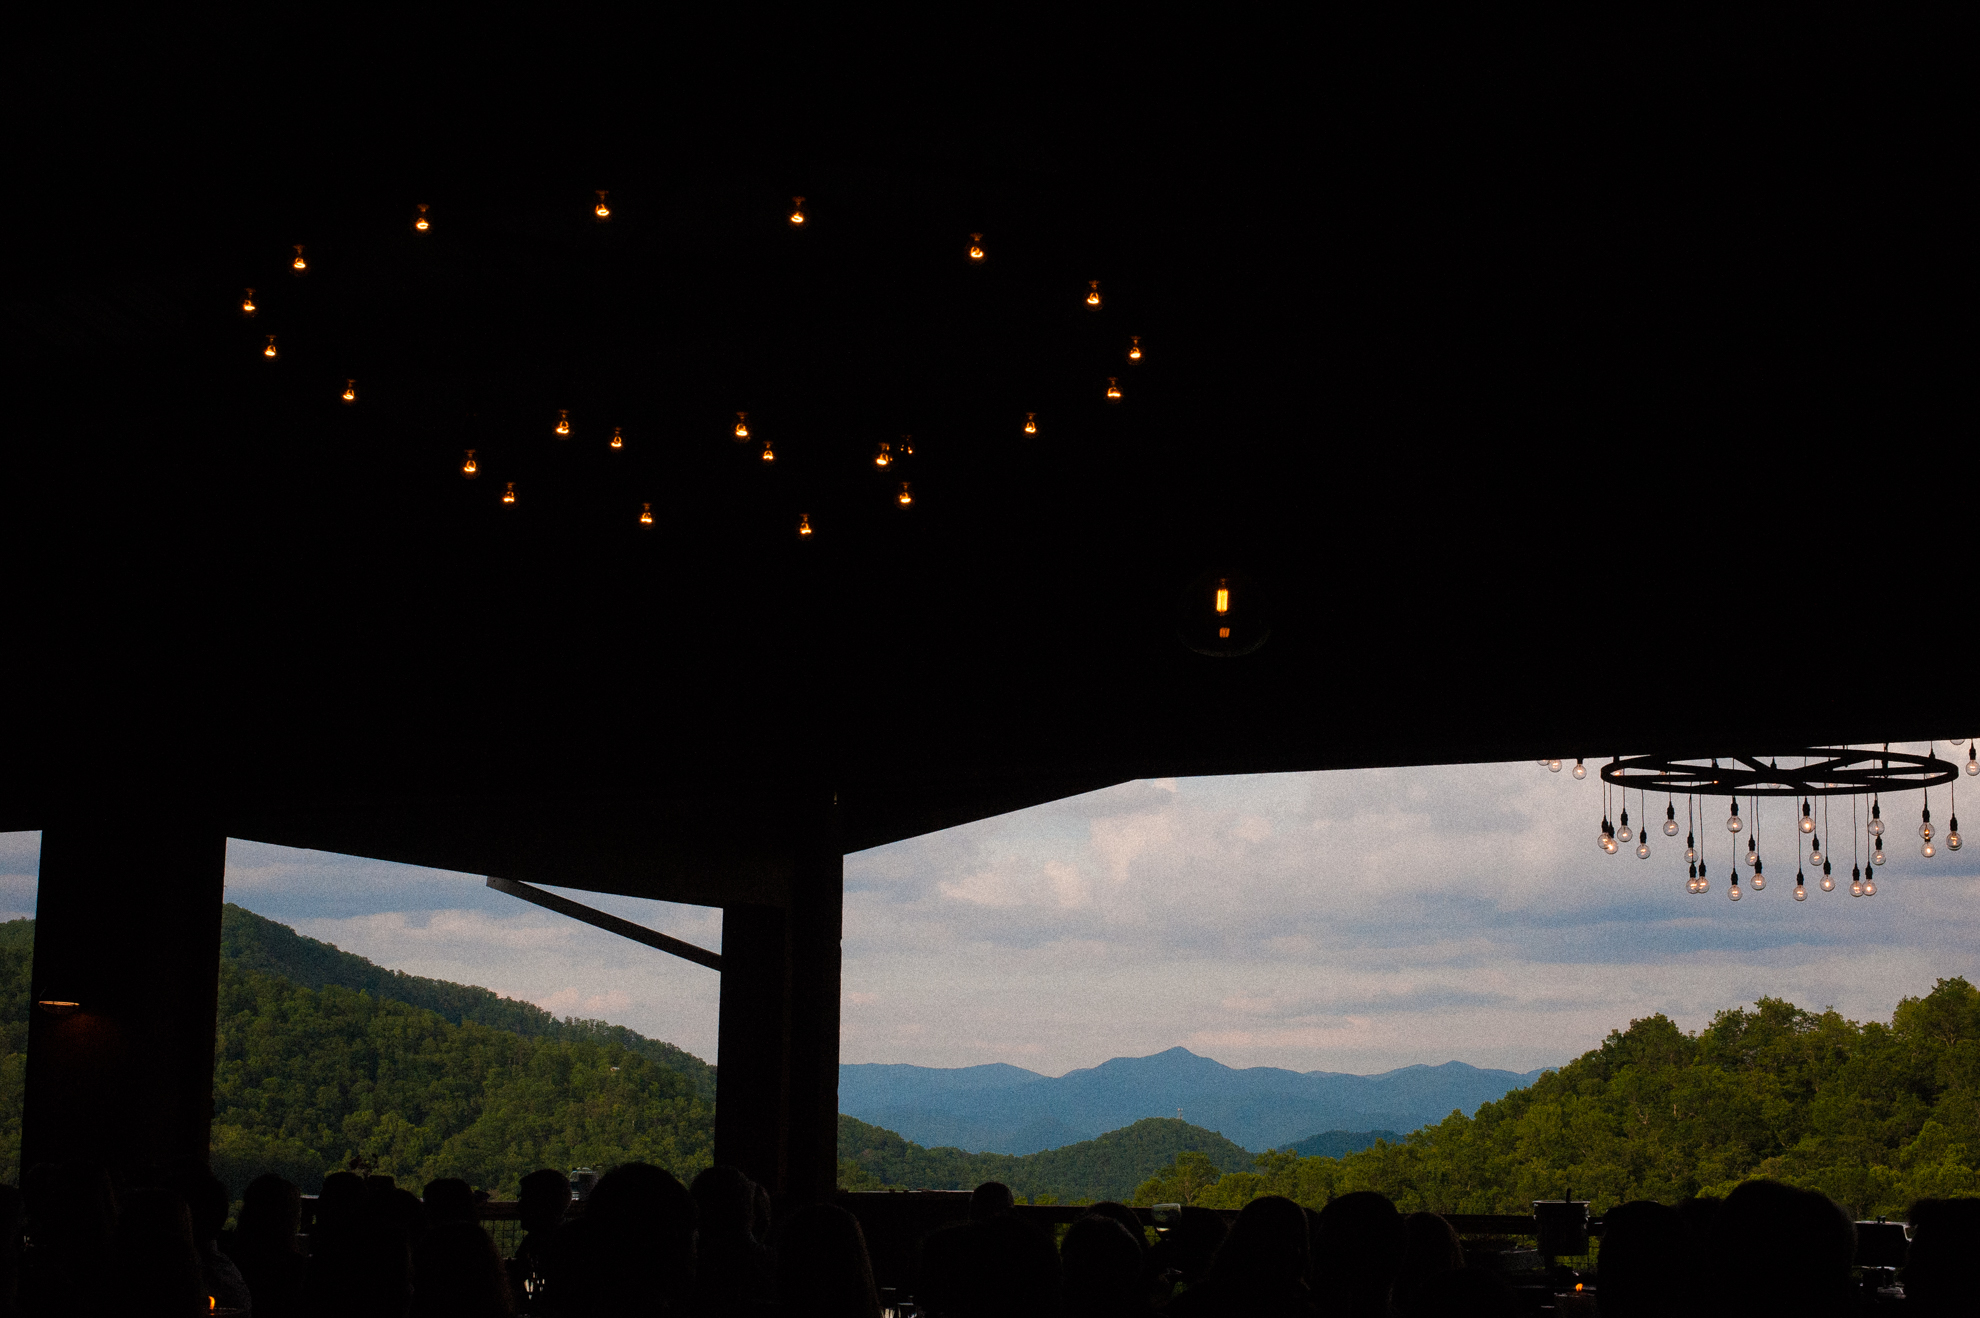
[24,817,228,1175]
[714,797,842,1203]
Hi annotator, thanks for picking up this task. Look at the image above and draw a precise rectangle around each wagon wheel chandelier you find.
[1540,742,1973,903]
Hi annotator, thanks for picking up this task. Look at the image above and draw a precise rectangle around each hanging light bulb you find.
[1872,840,1886,866]
[968,233,984,262]
[1864,874,1877,897]
[461,450,478,479]
[1729,875,1742,901]
[1751,860,1765,891]
[734,412,750,441]
[1127,336,1143,361]
[1746,837,1758,867]
[1617,809,1632,844]
[1086,280,1101,308]
[898,437,914,457]
[1548,759,1562,773]
[1572,758,1587,780]
[291,244,308,274]
[1945,815,1961,850]
[797,513,813,538]
[1800,801,1815,834]
[789,197,806,226]
[1809,836,1824,867]
[1023,412,1037,435]
[1794,872,1807,900]
[1106,377,1122,400]
[1969,746,1978,776]
[413,203,431,232]
[1727,800,1743,833]
[1869,801,1885,836]
[874,442,892,468]
[594,191,611,220]
[262,335,278,359]
[241,288,257,318]
[639,502,653,526]
[1684,831,1697,865]
[502,482,516,505]
[1849,865,1863,896]
[1664,803,1679,836]
[554,410,570,437]
[761,439,775,462]
[341,379,356,404]
[610,427,624,450]
[1921,837,1937,859]
[1636,837,1651,860]
[1919,807,1935,842]
[1820,861,1834,892]
[897,482,913,508]
[1215,581,1231,616]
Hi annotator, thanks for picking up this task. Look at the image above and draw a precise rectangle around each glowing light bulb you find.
[1746,838,1758,867]
[761,440,775,462]
[262,335,278,359]
[1664,804,1678,836]
[1086,280,1101,307]
[797,513,813,538]
[1794,879,1807,900]
[1921,838,1936,858]
[1548,760,1562,773]
[1969,748,1978,776]
[1821,863,1834,892]
[1863,876,1877,896]
[789,196,806,226]
[1024,413,1037,435]
[1215,581,1231,615]
[502,482,516,505]
[968,233,984,262]
[1751,863,1765,891]
[1729,880,1742,901]
[414,203,431,232]
[554,410,570,437]
[1602,833,1619,855]
[639,502,653,526]
[1800,802,1815,833]
[1727,802,1743,833]
[897,482,913,508]
[1849,871,1863,896]
[291,244,308,273]
[1106,377,1122,400]
[462,450,477,478]
[1869,803,1884,836]
[1572,758,1587,780]
[1809,839,1823,867]
[1919,811,1934,841]
[1539,760,1551,768]
[1945,819,1961,850]
[241,288,257,317]
[874,442,891,468]
[341,379,356,404]
[1636,839,1650,860]
[1618,810,1631,843]
[734,412,749,441]
[1128,336,1142,361]
[610,427,623,450]
[594,191,611,220]
[1873,842,1886,866]
[1684,833,1697,865]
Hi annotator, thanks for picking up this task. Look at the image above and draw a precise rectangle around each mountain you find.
[838,1115,1254,1202]
[840,1048,1552,1153]
[1283,1129,1400,1158]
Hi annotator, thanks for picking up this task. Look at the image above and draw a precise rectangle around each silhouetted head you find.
[1715,1179,1854,1316]
[1210,1194,1311,1296]
[962,1213,1063,1317]
[1148,1205,1226,1285]
[1596,1199,1693,1318]
[1085,1201,1147,1255]
[1902,1197,1980,1317]
[412,1220,513,1318]
[109,1187,205,1315]
[1409,1266,1522,1317]
[238,1173,303,1251]
[775,1202,880,1318]
[1394,1211,1464,1311]
[317,1170,367,1237]
[690,1165,757,1241]
[422,1178,478,1227]
[969,1180,1016,1222]
[581,1161,697,1304]
[162,1167,231,1245]
[383,1187,433,1250]
[1062,1213,1147,1316]
[517,1169,572,1238]
[1313,1190,1405,1314]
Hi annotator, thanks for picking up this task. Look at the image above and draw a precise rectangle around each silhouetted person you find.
[772,1201,880,1318]
[1900,1197,1980,1318]
[1146,1206,1225,1293]
[690,1164,773,1313]
[969,1180,1016,1221]
[1169,1194,1314,1317]
[0,1183,23,1318]
[1407,1267,1522,1317]
[1062,1213,1151,1316]
[558,1161,697,1317]
[165,1166,253,1315]
[20,1161,118,1316]
[914,1213,1060,1318]
[234,1174,309,1318]
[1393,1211,1464,1315]
[1594,1200,1692,1318]
[413,1220,514,1318]
[1713,1179,1854,1318]
[511,1169,571,1312]
[424,1179,479,1227]
[1311,1190,1404,1317]
[107,1186,207,1315]
[1085,1202,1148,1256]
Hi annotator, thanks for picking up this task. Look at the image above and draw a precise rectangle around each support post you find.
[23,817,228,1176]
[714,796,842,1204]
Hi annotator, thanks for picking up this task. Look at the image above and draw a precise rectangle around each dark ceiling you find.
[6,14,1970,900]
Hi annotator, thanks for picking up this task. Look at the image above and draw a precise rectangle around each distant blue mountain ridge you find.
[839,1047,1552,1154]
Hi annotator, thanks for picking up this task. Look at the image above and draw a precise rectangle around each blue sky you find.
[2,741,1975,1076]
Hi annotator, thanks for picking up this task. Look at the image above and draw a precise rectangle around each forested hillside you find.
[1129,978,1980,1220]
[838,1115,1254,1202]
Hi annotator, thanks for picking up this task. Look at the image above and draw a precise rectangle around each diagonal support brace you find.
[485,875,723,972]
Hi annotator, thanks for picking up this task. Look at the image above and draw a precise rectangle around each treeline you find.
[838,1115,1254,1203]
[1130,978,1980,1220]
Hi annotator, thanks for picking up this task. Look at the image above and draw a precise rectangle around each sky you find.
[2,741,1976,1078]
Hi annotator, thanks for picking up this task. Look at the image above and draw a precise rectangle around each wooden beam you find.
[485,875,723,972]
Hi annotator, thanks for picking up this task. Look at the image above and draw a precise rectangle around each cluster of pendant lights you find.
[1539,741,1974,902]
[247,195,1145,537]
